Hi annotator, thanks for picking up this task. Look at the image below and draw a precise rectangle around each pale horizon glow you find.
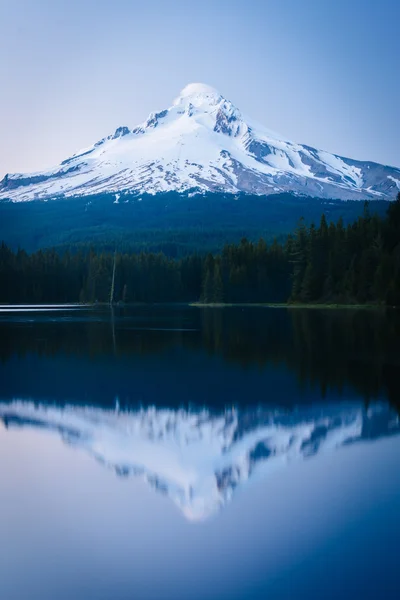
[0,0,399,178]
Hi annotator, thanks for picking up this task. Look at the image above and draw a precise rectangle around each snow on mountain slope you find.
[1,401,398,521]
[1,83,399,202]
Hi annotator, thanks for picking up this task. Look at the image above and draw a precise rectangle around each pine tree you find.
[201,254,214,302]
[213,259,224,303]
[290,217,308,301]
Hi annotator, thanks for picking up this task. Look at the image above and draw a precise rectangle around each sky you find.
[0,0,399,177]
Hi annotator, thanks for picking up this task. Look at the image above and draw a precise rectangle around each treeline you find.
[0,248,203,304]
[195,194,400,305]
[0,194,399,305]
[289,195,400,305]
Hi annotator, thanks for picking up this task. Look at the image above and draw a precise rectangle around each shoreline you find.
[0,302,392,310]
[189,302,386,309]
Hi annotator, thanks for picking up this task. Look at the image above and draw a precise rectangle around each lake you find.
[1,305,400,600]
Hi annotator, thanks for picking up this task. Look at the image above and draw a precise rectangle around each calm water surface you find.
[0,306,399,600]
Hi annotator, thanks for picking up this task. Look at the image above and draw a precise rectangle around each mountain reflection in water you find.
[1,306,400,599]
[1,400,398,521]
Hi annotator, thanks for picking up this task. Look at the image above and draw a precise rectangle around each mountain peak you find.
[1,83,399,202]
[173,82,223,107]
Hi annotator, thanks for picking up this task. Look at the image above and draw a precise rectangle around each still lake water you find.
[0,305,400,600]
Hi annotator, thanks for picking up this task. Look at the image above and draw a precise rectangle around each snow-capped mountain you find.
[1,83,399,202]
[1,401,398,521]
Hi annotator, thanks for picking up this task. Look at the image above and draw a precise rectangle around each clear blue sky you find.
[0,0,399,177]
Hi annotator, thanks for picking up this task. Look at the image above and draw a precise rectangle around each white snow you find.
[388,175,400,190]
[317,151,364,188]
[365,186,384,197]
[0,83,398,202]
[173,83,222,106]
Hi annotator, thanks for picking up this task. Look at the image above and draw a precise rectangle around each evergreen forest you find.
[1,194,399,306]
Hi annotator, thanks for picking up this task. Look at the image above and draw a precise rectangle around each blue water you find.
[0,306,399,600]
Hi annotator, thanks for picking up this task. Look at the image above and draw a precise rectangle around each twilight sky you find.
[0,0,399,177]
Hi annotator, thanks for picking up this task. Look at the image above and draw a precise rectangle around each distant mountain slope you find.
[1,83,399,202]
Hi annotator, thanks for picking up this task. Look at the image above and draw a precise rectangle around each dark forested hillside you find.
[1,194,399,306]
[0,191,390,254]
